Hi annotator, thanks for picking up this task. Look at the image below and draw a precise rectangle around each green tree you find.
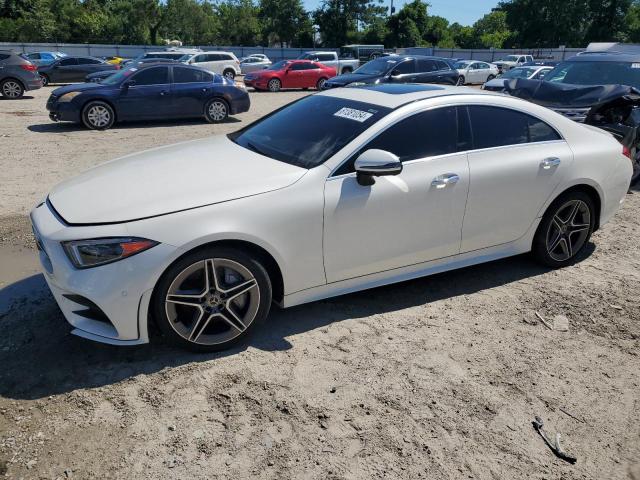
[259,0,312,47]
[625,0,640,42]
[472,10,511,48]
[216,0,261,45]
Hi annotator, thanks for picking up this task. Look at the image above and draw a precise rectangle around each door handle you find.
[160,90,168,96]
[432,173,460,188]
[541,157,561,169]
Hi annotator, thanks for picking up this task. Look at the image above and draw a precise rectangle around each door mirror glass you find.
[354,149,402,186]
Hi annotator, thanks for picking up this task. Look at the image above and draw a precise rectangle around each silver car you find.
[454,60,499,85]
[240,56,272,74]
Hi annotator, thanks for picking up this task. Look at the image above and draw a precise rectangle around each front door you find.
[116,66,173,119]
[460,105,574,252]
[323,106,470,282]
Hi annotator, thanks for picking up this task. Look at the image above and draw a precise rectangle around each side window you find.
[436,60,450,70]
[194,54,207,63]
[28,53,41,59]
[173,66,212,83]
[393,60,415,75]
[0,54,10,61]
[417,59,437,72]
[319,53,334,62]
[131,66,169,85]
[468,106,560,149]
[220,54,234,61]
[59,57,77,66]
[78,57,101,65]
[291,63,312,70]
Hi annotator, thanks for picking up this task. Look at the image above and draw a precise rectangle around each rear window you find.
[228,96,391,169]
[544,60,640,89]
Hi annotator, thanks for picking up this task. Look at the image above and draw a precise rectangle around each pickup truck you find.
[492,54,534,72]
[296,51,360,75]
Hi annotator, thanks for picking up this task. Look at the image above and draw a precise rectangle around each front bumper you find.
[46,97,81,122]
[30,201,178,345]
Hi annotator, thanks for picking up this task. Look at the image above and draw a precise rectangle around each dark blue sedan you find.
[46,63,250,130]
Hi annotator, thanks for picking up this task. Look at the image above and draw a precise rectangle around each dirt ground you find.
[0,86,639,480]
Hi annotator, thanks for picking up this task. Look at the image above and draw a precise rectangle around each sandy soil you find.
[0,86,639,480]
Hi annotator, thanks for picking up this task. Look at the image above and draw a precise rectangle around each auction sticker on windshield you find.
[334,107,374,123]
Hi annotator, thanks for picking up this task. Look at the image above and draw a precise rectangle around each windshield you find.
[543,60,640,88]
[353,57,399,75]
[228,96,391,169]
[454,61,472,69]
[266,60,289,71]
[99,67,136,85]
[501,67,537,79]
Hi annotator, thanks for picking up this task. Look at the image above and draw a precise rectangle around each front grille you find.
[551,107,590,123]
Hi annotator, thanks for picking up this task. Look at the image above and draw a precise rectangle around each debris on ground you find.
[532,415,577,464]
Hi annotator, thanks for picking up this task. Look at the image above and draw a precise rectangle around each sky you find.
[302,0,501,26]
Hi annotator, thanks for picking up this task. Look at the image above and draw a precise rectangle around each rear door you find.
[461,105,573,252]
[171,66,216,117]
[415,59,440,83]
[116,66,173,119]
[285,62,311,88]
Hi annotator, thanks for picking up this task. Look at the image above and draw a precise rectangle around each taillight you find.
[20,63,37,71]
[623,145,632,159]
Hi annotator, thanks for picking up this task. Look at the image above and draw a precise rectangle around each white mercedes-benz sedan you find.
[31,84,632,351]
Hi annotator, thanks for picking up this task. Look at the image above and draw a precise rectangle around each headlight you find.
[58,91,82,103]
[62,237,158,269]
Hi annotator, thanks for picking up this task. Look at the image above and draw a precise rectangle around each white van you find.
[180,51,241,79]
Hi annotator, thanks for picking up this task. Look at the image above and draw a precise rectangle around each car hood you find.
[326,72,382,85]
[52,82,107,96]
[48,136,307,224]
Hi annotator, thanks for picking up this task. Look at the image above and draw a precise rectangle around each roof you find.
[317,84,499,109]
[567,52,640,62]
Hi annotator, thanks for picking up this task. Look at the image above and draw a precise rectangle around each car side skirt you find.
[279,224,539,308]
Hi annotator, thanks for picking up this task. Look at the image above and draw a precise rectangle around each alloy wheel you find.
[224,70,235,80]
[317,78,326,90]
[456,76,465,86]
[165,258,260,346]
[545,199,591,262]
[268,79,281,92]
[208,100,227,122]
[2,81,22,98]
[86,105,111,128]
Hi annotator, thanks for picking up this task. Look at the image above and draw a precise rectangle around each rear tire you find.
[456,75,465,86]
[81,100,115,130]
[40,74,49,86]
[204,98,229,123]
[268,78,281,92]
[487,74,495,81]
[153,247,272,352]
[532,191,595,268]
[0,78,24,98]
[316,77,327,90]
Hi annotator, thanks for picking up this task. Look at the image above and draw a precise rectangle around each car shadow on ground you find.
[0,95,35,101]
[0,246,596,401]
[27,117,241,133]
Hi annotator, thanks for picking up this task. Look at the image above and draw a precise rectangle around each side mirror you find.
[354,149,402,186]
[390,69,401,77]
[122,80,135,88]
[538,72,547,79]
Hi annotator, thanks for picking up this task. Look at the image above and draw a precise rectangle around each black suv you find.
[322,55,458,89]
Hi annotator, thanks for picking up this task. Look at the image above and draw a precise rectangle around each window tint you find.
[362,107,458,162]
[393,60,415,74]
[468,106,560,149]
[131,66,169,85]
[59,57,77,66]
[435,60,450,70]
[318,53,335,61]
[28,53,41,59]
[193,54,207,63]
[417,59,437,72]
[220,54,234,61]
[78,57,102,65]
[173,66,212,83]
[290,62,314,70]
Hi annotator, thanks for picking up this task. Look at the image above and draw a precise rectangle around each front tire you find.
[0,79,24,98]
[205,98,229,123]
[532,191,595,268]
[487,74,495,81]
[40,74,49,86]
[456,75,465,86]
[341,67,353,74]
[81,101,115,130]
[268,78,281,92]
[153,247,272,352]
[223,69,235,80]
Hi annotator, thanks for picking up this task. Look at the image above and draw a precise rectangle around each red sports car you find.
[243,60,336,92]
